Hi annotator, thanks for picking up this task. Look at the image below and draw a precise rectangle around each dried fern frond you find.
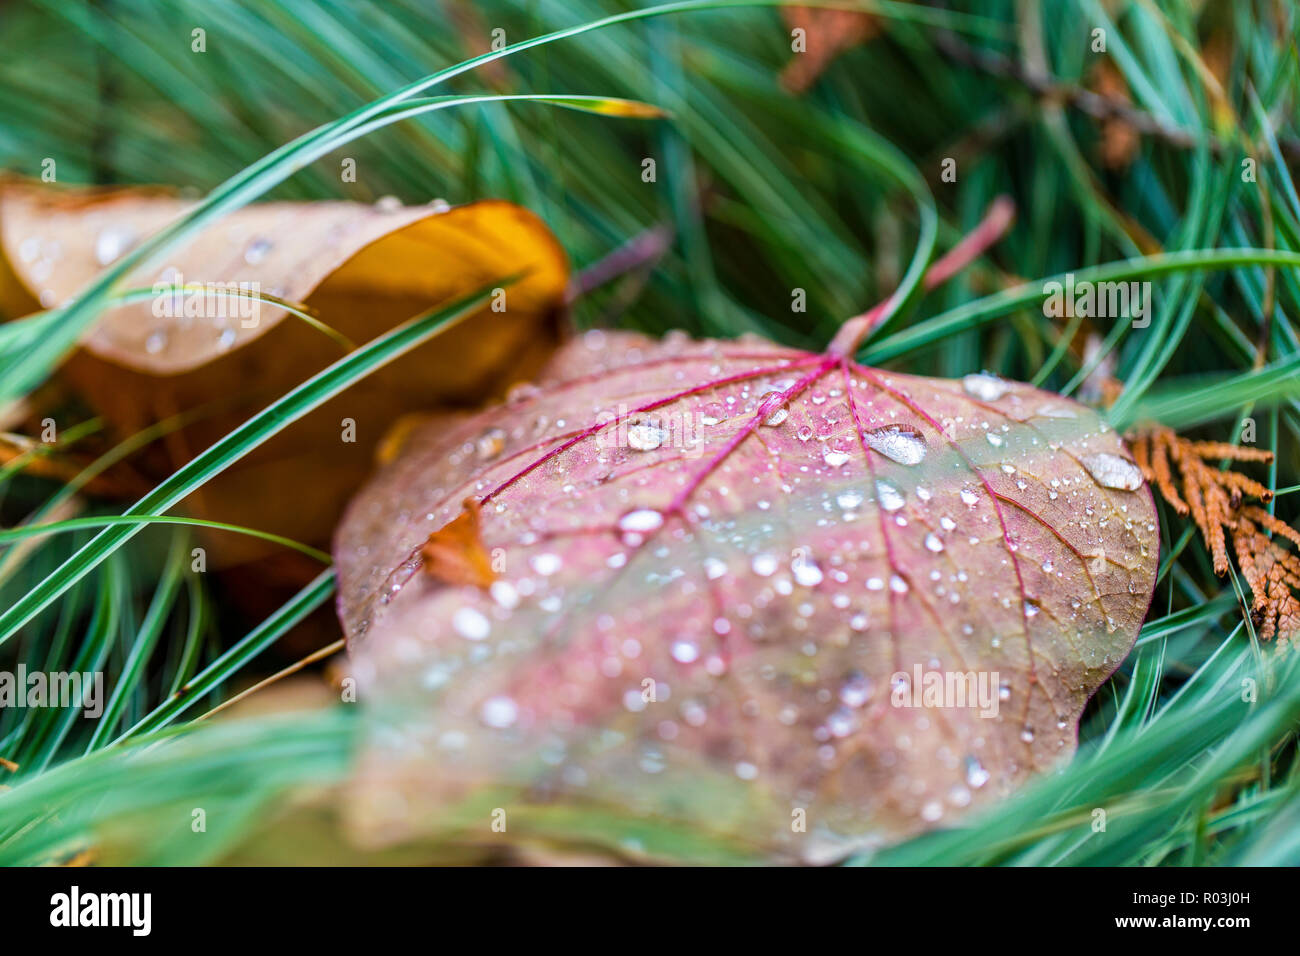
[1130,425,1298,645]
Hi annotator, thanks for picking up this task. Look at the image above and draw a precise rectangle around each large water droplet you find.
[866,425,927,465]
[627,420,667,451]
[962,372,1009,401]
[1080,452,1145,491]
[761,403,789,427]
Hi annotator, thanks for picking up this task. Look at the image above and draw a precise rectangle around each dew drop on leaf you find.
[627,420,667,451]
[962,372,1009,401]
[875,479,906,512]
[1079,452,1145,491]
[865,425,927,465]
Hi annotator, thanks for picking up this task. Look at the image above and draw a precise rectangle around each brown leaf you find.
[421,497,497,590]
[780,5,881,94]
[0,180,569,571]
[335,327,1158,861]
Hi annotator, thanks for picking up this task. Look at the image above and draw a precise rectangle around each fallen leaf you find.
[0,180,568,571]
[780,5,882,94]
[334,323,1159,861]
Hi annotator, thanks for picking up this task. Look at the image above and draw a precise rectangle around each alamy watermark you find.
[890,665,1001,718]
[1043,273,1152,328]
[0,666,103,718]
[151,271,261,328]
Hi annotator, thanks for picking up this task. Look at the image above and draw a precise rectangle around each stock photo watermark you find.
[151,273,262,328]
[1043,273,1152,328]
[890,665,1002,719]
[0,667,104,718]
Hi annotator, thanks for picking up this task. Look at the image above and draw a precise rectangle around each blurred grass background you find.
[0,0,1298,864]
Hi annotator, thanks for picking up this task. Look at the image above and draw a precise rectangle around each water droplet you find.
[965,756,990,788]
[796,424,813,442]
[1037,403,1077,419]
[940,516,957,531]
[839,672,872,707]
[618,509,664,534]
[985,432,1004,447]
[490,581,519,609]
[95,225,137,266]
[960,486,980,506]
[530,553,562,576]
[962,372,1009,401]
[145,330,168,354]
[875,480,905,512]
[243,237,273,265]
[837,491,864,510]
[697,402,726,427]
[374,194,403,212]
[924,533,944,553]
[826,707,856,738]
[866,425,927,465]
[627,420,667,451]
[704,557,727,580]
[1080,452,1145,491]
[453,606,491,641]
[751,553,778,577]
[480,696,518,728]
[476,427,506,460]
[672,639,700,663]
[506,382,541,406]
[793,559,824,587]
[823,448,851,467]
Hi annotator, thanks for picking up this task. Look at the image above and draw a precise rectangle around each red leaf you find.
[334,210,1159,862]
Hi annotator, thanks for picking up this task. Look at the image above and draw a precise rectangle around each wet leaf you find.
[335,328,1159,862]
[0,180,568,570]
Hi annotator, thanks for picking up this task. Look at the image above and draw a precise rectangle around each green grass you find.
[0,0,1297,865]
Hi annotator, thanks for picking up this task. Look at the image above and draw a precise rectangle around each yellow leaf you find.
[0,180,569,577]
